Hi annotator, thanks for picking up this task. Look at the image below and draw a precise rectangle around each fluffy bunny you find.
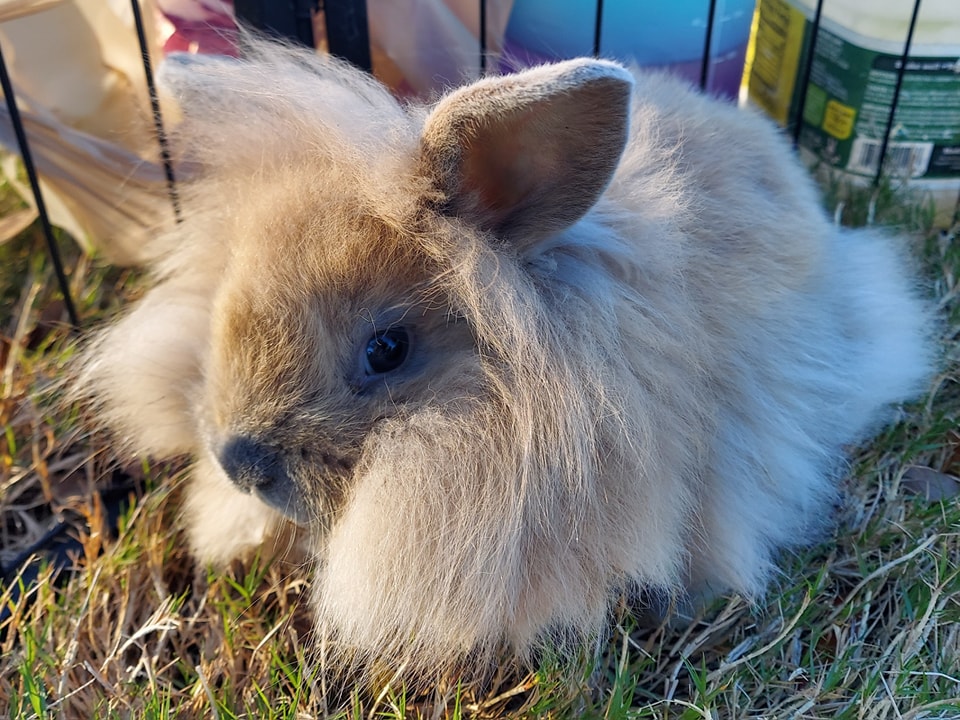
[75,41,933,677]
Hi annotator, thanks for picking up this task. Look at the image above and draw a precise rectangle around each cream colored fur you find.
[73,41,934,678]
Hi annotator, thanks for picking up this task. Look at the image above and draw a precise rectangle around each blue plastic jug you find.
[503,0,756,99]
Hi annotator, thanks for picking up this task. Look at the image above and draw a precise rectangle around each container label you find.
[745,0,810,126]
[747,0,960,181]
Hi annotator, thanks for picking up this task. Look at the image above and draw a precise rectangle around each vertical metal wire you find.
[130,0,181,223]
[593,0,604,57]
[874,0,922,186]
[698,0,719,91]
[479,0,487,74]
[0,41,80,328]
[791,0,825,147]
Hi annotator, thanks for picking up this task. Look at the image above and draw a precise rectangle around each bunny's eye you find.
[364,327,410,375]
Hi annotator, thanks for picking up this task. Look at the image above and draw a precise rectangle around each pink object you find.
[156,0,239,57]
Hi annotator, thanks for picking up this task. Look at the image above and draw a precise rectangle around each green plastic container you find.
[745,0,960,223]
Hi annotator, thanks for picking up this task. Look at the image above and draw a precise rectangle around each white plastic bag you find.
[0,0,172,263]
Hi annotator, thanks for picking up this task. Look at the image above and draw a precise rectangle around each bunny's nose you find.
[218,436,284,492]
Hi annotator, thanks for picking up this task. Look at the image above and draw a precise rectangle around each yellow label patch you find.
[822,100,857,140]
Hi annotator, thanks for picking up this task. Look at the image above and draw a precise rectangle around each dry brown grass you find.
[1,189,959,718]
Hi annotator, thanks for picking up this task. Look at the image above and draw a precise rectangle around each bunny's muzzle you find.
[218,436,283,491]
[216,433,358,526]
[217,435,309,524]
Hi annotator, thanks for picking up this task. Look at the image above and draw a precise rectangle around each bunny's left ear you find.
[419,59,633,249]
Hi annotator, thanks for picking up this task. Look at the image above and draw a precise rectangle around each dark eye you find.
[364,327,410,375]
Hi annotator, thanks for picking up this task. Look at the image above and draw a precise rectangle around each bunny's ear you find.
[419,59,633,248]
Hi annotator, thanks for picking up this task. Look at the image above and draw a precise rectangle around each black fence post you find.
[699,0,718,91]
[874,0,922,186]
[593,0,604,58]
[479,0,487,73]
[324,0,372,71]
[131,0,181,225]
[234,0,319,49]
[791,0,825,148]
[0,41,80,328]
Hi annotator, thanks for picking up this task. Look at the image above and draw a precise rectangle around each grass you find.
[1,176,959,718]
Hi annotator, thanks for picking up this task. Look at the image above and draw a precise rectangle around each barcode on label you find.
[847,138,933,178]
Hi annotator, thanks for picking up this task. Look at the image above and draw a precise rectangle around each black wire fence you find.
[0,0,947,328]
